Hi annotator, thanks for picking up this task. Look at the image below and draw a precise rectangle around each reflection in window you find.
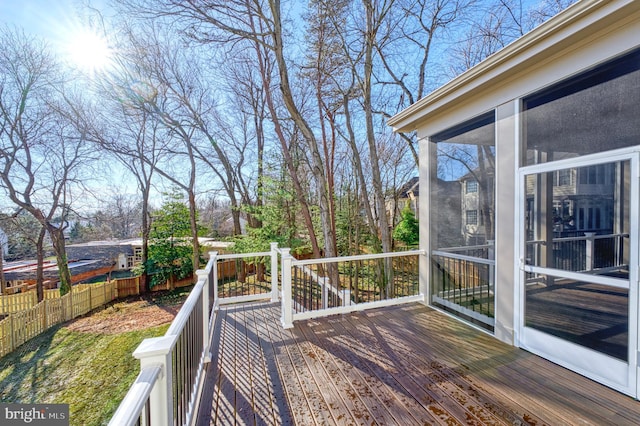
[466,180,478,193]
[525,161,627,275]
[557,169,572,186]
[466,210,478,225]
[430,111,496,332]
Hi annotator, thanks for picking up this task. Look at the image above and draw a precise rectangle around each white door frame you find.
[515,147,640,398]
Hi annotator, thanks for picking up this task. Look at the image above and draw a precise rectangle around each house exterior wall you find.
[395,0,640,346]
[494,101,517,343]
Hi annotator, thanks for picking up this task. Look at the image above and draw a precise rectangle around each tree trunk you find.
[257,261,265,283]
[252,39,322,258]
[188,189,200,272]
[0,245,5,295]
[238,260,246,283]
[363,0,393,297]
[140,187,151,294]
[269,0,336,259]
[48,224,72,295]
[342,93,379,246]
[35,228,46,302]
[231,208,243,235]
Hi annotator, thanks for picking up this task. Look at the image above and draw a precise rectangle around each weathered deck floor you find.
[196,302,640,425]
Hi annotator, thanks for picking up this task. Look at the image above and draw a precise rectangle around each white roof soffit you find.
[388,0,639,133]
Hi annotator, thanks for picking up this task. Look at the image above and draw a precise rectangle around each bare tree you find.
[376,0,474,165]
[0,211,47,295]
[100,22,206,272]
[0,28,97,298]
[246,19,325,258]
[216,55,269,232]
[117,0,338,259]
[449,0,576,74]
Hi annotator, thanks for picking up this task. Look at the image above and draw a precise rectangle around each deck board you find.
[196,302,640,425]
[344,313,513,425]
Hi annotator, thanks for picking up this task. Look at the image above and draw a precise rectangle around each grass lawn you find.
[0,288,190,425]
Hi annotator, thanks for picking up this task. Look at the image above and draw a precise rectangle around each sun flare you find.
[66,30,113,73]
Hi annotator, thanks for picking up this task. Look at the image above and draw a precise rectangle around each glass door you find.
[518,151,638,397]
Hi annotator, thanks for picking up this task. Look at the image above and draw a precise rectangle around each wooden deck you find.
[196,302,640,425]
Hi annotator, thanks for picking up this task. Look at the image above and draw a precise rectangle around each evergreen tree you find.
[143,192,196,289]
[393,203,419,247]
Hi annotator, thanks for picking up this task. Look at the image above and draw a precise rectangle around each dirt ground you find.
[65,295,185,334]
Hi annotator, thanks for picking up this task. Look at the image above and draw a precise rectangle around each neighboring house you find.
[398,176,419,215]
[431,178,462,249]
[389,0,640,398]
[2,238,233,293]
[66,239,138,270]
[459,169,494,245]
[386,177,420,231]
[461,162,614,245]
[526,163,617,237]
[1,240,133,293]
[2,259,114,293]
[66,238,233,270]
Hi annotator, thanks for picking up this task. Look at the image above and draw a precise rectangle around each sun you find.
[65,30,113,73]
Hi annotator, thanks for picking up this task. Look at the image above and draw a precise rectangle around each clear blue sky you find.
[1,0,76,36]
[0,0,109,46]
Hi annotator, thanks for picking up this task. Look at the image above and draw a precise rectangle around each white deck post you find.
[584,232,596,271]
[133,336,175,426]
[280,248,294,328]
[488,240,495,290]
[322,279,328,310]
[343,290,352,306]
[270,242,279,302]
[196,269,211,362]
[211,251,219,311]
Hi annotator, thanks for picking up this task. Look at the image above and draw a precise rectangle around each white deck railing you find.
[108,257,215,426]
[280,250,426,327]
[109,245,425,425]
[430,242,496,328]
[526,232,628,273]
[211,242,279,309]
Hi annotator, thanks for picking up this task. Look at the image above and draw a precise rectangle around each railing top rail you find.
[166,280,204,336]
[527,232,629,244]
[291,249,425,266]
[555,232,629,242]
[107,365,162,426]
[436,243,493,252]
[204,253,217,270]
[432,250,496,266]
[216,251,272,260]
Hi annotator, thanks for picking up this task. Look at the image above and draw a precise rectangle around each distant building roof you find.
[399,177,419,198]
[3,258,111,282]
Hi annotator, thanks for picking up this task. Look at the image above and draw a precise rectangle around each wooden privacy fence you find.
[0,277,149,315]
[114,276,141,298]
[0,274,198,358]
[0,291,39,314]
[0,281,119,358]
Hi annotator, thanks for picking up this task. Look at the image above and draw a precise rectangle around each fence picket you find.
[0,275,192,359]
[0,316,10,357]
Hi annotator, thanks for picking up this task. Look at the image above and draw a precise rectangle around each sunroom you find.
[388,0,640,398]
